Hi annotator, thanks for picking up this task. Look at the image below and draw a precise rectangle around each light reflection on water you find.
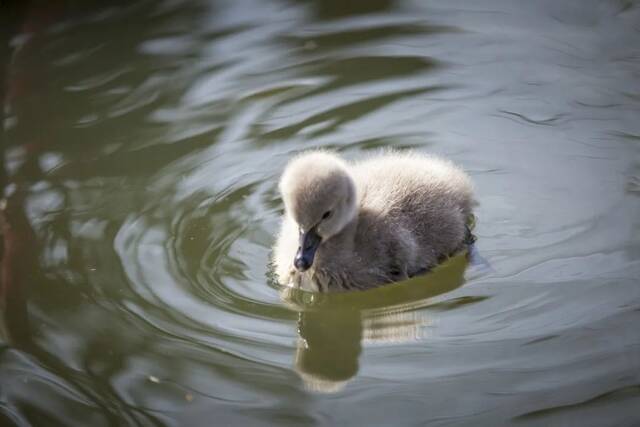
[1,0,639,425]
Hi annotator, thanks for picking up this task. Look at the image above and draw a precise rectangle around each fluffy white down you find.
[273,150,474,292]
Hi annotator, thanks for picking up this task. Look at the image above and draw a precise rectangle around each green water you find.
[1,0,639,426]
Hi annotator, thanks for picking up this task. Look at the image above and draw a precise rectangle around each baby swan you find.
[273,150,474,292]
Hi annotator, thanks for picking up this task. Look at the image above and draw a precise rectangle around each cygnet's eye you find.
[322,210,332,220]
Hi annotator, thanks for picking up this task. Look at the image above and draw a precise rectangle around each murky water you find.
[1,0,639,425]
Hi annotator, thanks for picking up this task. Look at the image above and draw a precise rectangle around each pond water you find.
[1,0,639,425]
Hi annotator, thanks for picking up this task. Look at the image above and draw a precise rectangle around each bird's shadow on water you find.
[277,251,487,392]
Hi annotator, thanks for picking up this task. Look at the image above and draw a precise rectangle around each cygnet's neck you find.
[324,208,359,253]
[332,174,360,246]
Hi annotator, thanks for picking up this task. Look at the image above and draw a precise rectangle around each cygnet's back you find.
[353,152,473,218]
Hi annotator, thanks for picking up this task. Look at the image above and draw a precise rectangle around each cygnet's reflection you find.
[295,308,362,393]
[282,252,471,392]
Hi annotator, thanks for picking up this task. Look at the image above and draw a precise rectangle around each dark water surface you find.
[1,0,639,425]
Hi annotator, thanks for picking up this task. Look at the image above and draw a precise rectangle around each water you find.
[1,0,639,425]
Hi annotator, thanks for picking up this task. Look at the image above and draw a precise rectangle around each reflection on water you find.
[1,0,639,425]
[286,253,469,392]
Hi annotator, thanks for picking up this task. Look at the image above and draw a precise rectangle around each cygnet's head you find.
[279,151,358,272]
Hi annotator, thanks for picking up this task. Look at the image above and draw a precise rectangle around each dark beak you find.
[294,228,321,272]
